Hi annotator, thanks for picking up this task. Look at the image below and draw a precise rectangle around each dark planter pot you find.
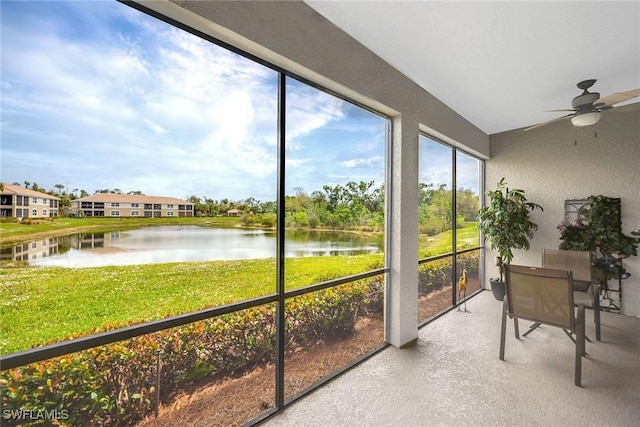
[490,278,505,301]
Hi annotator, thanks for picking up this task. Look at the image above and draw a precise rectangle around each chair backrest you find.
[504,264,575,330]
[542,249,591,291]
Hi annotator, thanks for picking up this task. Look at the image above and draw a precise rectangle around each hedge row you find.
[0,276,383,426]
[0,252,472,427]
[418,252,479,296]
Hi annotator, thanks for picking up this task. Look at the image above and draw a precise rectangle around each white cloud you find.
[1,1,379,201]
[340,155,383,169]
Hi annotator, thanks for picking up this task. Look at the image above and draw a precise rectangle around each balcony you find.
[256,291,640,426]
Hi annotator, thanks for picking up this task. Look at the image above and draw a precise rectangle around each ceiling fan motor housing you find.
[572,92,600,109]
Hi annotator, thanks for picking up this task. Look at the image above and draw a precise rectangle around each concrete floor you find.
[261,290,640,427]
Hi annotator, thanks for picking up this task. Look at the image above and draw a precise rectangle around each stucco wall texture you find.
[487,105,640,316]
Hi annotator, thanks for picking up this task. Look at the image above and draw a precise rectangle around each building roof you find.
[75,193,193,205]
[0,183,60,200]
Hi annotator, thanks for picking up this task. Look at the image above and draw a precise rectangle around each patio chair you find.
[542,249,600,341]
[500,264,586,386]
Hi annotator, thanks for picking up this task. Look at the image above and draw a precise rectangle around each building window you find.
[32,197,37,204]
[131,211,140,216]
[31,242,37,249]
[32,209,37,216]
[111,202,119,207]
[131,203,139,208]
[167,204,174,208]
[110,211,120,216]
[166,211,174,216]
[43,209,47,216]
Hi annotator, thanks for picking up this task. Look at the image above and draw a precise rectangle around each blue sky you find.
[1,1,387,201]
[419,135,481,193]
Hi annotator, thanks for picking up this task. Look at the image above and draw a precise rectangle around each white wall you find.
[486,105,640,316]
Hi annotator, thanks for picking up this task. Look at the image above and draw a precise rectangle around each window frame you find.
[417,133,484,322]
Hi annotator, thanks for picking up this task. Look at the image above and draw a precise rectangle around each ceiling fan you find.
[524,79,640,131]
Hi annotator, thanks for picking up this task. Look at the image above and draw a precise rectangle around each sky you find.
[0,0,388,202]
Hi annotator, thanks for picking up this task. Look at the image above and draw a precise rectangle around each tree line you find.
[220,181,477,234]
[7,180,479,235]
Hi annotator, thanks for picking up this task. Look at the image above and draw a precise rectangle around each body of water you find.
[3,226,382,268]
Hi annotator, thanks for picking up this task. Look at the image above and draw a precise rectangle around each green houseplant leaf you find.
[558,195,639,290]
[478,177,543,282]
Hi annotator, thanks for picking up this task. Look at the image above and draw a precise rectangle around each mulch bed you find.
[137,287,469,426]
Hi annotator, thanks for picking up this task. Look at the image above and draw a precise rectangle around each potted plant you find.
[557,195,639,310]
[479,178,543,300]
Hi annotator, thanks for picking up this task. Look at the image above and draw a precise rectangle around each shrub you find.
[418,252,478,296]
[0,275,382,426]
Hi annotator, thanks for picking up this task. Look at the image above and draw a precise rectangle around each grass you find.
[0,254,382,354]
[0,220,478,354]
[418,222,480,257]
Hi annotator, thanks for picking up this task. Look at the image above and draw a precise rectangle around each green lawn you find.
[0,254,382,354]
[0,220,478,354]
[419,222,480,257]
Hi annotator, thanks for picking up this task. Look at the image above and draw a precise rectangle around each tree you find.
[456,188,480,222]
[418,183,452,235]
[58,194,72,216]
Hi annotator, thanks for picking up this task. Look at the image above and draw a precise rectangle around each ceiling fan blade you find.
[595,88,640,107]
[545,109,577,112]
[524,114,573,132]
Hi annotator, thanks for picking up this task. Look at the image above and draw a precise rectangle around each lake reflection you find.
[4,226,382,268]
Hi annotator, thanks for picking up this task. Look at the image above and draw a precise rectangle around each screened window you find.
[1,3,388,426]
[418,135,483,323]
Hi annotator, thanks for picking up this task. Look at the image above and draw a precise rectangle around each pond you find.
[2,226,383,268]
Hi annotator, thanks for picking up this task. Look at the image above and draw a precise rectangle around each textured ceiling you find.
[305,1,640,135]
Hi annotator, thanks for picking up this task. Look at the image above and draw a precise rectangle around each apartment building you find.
[0,183,60,219]
[71,193,194,218]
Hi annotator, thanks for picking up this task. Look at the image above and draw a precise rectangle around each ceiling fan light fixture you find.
[571,111,601,127]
